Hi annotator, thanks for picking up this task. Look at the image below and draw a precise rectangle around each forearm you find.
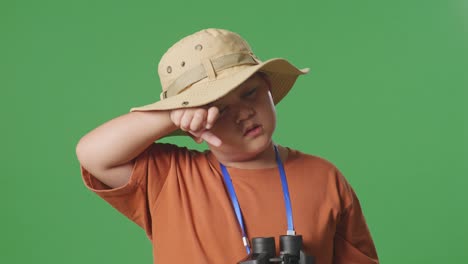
[76,111,177,169]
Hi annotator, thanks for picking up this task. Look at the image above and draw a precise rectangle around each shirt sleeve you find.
[80,143,178,241]
[333,169,379,264]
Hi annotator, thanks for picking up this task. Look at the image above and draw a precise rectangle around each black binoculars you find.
[238,235,315,264]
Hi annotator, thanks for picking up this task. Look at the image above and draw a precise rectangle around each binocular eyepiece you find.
[238,235,315,264]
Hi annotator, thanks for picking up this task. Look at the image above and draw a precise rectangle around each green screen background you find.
[2,0,467,263]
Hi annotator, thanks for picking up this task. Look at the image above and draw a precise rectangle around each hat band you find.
[162,53,259,99]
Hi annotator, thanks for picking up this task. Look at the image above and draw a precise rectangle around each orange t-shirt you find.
[81,143,378,263]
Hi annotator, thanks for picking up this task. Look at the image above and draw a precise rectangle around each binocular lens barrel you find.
[252,237,276,255]
[279,235,303,255]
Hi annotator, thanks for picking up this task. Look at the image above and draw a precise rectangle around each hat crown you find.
[158,28,256,91]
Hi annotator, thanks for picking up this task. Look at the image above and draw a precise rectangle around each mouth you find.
[243,124,262,136]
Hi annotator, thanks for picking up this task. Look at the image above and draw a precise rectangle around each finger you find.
[170,109,184,127]
[200,130,222,147]
[190,109,207,132]
[206,106,220,129]
[180,110,195,131]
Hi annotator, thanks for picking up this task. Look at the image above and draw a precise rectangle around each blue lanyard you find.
[219,145,295,254]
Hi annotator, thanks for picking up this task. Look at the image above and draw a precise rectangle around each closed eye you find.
[218,106,228,115]
[243,87,257,98]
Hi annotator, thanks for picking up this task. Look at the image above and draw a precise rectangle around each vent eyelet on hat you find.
[195,44,203,51]
[167,66,172,73]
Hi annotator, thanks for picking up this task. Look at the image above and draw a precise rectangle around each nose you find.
[235,103,255,124]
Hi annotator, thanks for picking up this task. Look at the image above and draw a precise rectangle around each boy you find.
[76,28,379,263]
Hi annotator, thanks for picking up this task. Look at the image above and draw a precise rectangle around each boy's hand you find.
[169,106,222,147]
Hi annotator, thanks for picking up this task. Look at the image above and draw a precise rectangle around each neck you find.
[214,142,288,169]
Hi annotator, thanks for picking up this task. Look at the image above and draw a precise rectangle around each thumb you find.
[199,130,222,147]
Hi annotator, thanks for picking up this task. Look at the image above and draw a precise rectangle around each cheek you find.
[210,118,234,136]
[259,99,276,125]
[264,111,277,131]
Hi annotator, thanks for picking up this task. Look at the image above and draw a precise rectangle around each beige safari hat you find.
[130,28,309,112]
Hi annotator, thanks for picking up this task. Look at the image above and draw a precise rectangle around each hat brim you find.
[130,58,309,112]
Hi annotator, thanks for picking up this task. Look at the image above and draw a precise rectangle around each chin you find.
[239,138,273,159]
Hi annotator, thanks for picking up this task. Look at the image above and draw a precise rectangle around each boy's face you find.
[206,73,276,161]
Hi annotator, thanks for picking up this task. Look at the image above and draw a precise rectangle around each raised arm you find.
[75,111,176,188]
[75,107,221,189]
